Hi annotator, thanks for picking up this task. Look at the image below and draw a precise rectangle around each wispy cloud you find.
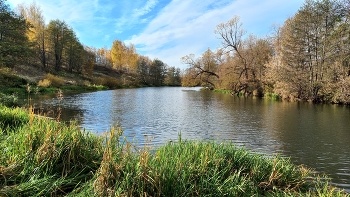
[7,0,304,68]
[126,0,304,68]
[114,0,160,31]
[133,0,158,18]
[8,0,118,43]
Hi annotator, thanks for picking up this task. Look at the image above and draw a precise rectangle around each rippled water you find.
[31,87,350,192]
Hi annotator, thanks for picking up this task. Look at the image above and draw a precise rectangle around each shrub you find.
[45,74,65,87]
[0,93,19,107]
[264,92,281,100]
[103,76,122,89]
[92,76,121,89]
[37,78,51,88]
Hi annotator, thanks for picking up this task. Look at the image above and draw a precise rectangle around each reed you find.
[0,105,348,196]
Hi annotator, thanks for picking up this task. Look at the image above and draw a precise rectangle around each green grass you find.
[0,104,29,131]
[265,92,282,100]
[0,93,19,107]
[213,89,233,94]
[0,105,348,196]
[0,105,103,196]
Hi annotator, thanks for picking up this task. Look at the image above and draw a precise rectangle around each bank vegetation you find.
[182,0,350,104]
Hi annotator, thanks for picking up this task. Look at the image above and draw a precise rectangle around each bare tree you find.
[181,48,220,89]
[215,16,272,95]
[215,16,249,80]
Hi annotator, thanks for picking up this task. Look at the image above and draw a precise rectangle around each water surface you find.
[31,87,350,192]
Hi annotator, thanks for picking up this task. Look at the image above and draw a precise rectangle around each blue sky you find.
[8,0,304,69]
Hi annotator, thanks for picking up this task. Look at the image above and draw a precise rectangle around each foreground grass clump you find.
[86,136,347,197]
[0,106,348,196]
[0,105,104,196]
[0,104,29,131]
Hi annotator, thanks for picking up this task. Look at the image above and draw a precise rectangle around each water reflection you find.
[31,87,350,192]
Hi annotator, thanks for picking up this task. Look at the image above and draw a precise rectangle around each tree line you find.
[182,0,350,104]
[0,0,181,86]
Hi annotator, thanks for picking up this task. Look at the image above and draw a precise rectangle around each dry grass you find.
[45,74,65,87]
[37,78,51,88]
[92,76,122,89]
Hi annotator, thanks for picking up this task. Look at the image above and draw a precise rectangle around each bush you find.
[0,93,19,107]
[37,78,51,88]
[45,73,65,87]
[92,76,121,89]
[264,92,281,100]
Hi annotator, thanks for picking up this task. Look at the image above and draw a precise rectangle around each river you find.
[29,87,350,192]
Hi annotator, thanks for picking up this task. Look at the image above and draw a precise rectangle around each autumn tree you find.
[215,16,247,87]
[96,47,112,67]
[181,67,200,87]
[0,0,31,67]
[214,16,273,95]
[110,40,138,72]
[83,46,96,76]
[16,1,47,68]
[46,20,70,71]
[271,0,349,102]
[125,44,138,72]
[181,48,221,89]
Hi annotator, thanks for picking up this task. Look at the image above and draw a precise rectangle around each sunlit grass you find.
[0,104,29,131]
[0,105,348,196]
[213,89,233,94]
[265,92,282,100]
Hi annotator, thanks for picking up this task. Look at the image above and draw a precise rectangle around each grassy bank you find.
[0,105,348,196]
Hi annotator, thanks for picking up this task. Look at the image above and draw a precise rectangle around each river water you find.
[30,87,350,192]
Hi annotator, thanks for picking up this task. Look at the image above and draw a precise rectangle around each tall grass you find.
[0,105,103,196]
[0,104,28,131]
[0,105,348,196]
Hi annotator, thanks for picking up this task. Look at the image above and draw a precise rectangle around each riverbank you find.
[0,104,348,196]
[0,65,141,107]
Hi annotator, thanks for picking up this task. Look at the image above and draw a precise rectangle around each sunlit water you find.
[30,87,350,192]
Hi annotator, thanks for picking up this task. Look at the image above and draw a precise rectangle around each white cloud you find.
[7,0,304,69]
[7,0,117,46]
[114,0,160,30]
[133,0,158,18]
[126,0,304,68]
